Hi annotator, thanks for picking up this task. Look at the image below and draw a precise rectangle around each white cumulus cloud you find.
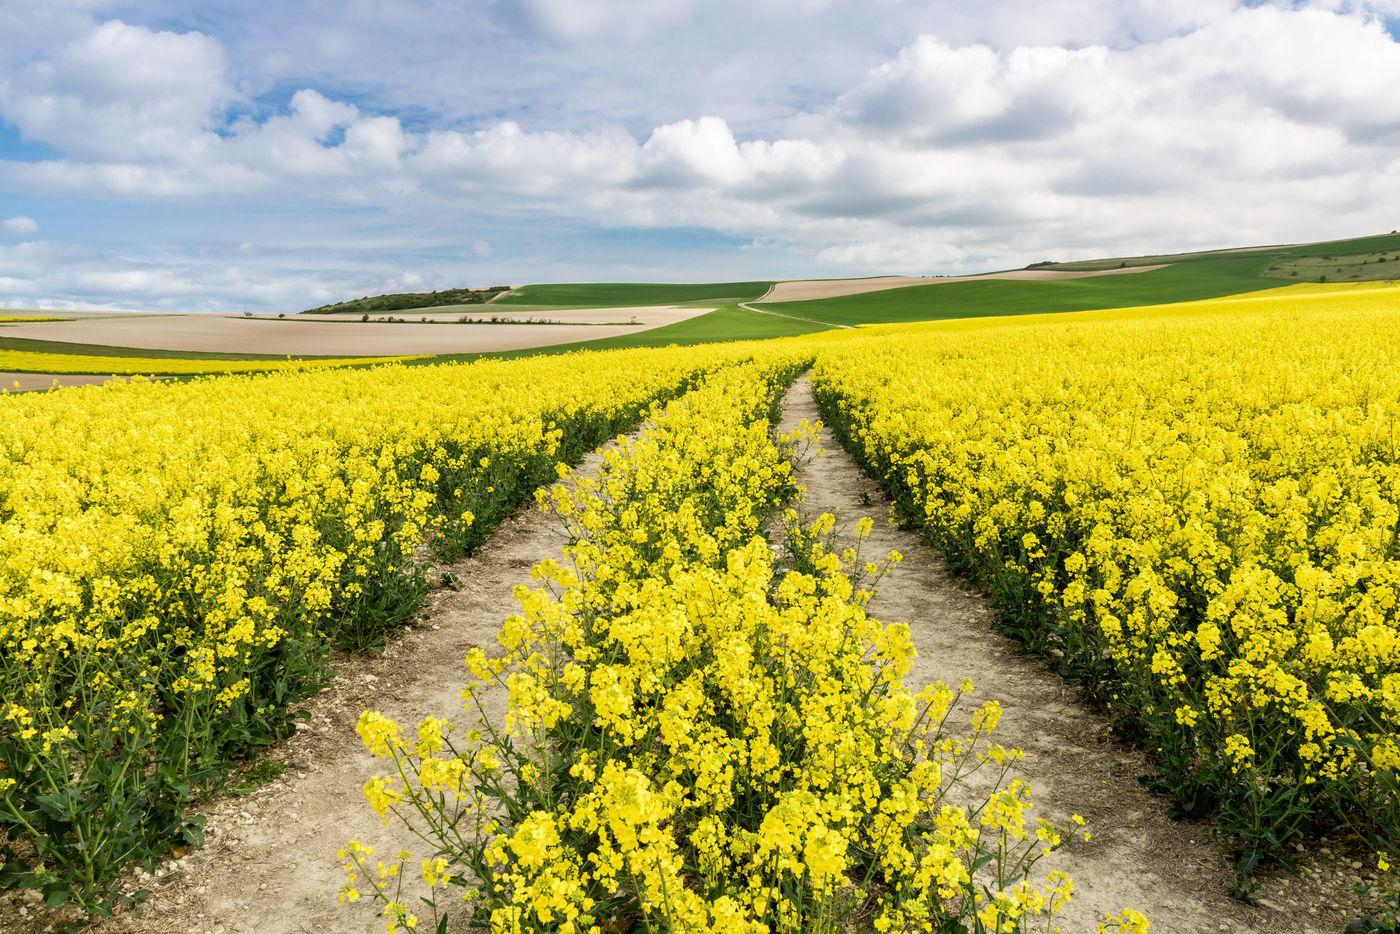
[2,215,39,235]
[0,19,231,162]
[1,1,1399,309]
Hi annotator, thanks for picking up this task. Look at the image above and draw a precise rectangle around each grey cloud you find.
[831,38,1116,147]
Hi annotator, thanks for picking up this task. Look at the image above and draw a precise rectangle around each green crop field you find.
[1266,231,1400,257]
[756,253,1285,325]
[490,281,774,309]
[421,304,827,365]
[1035,231,1400,271]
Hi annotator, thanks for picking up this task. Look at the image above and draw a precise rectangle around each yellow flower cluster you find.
[346,355,1112,933]
[809,288,1400,865]
[0,343,781,914]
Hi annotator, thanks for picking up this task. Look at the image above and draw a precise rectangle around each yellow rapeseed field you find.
[0,344,788,913]
[811,283,1400,872]
[343,358,1133,933]
[8,279,1399,927]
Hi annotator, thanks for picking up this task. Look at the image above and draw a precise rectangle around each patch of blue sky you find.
[0,122,63,163]
[0,193,80,237]
[98,0,227,34]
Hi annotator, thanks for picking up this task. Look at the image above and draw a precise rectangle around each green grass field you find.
[1261,249,1400,283]
[1266,231,1400,257]
[423,304,827,365]
[1038,231,1400,272]
[491,281,773,309]
[757,253,1284,325]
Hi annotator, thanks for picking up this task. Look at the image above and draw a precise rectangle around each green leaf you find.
[33,792,76,822]
[182,815,206,847]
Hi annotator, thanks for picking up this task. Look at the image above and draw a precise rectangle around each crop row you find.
[343,357,1138,934]
[0,345,773,913]
[811,295,1400,872]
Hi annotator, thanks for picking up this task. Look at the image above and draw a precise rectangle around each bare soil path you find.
[777,375,1361,934]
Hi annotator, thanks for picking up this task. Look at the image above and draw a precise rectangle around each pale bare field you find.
[0,305,712,356]
[759,264,1170,302]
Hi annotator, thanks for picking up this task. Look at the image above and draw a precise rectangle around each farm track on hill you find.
[12,377,1369,934]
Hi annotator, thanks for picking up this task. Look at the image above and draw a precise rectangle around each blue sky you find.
[1,0,1399,314]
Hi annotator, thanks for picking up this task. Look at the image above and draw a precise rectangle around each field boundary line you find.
[737,301,853,330]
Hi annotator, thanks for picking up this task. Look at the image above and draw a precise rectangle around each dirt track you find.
[2,377,1372,934]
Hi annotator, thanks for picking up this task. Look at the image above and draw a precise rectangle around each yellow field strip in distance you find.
[0,350,428,376]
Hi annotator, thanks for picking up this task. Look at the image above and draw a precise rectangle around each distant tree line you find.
[302,285,511,315]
